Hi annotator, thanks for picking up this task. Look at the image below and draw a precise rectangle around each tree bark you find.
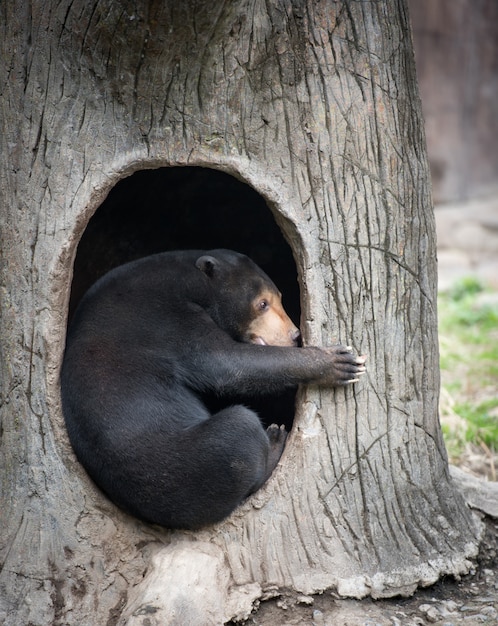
[0,1,480,624]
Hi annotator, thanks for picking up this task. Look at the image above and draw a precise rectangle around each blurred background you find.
[410,0,498,288]
[409,0,498,479]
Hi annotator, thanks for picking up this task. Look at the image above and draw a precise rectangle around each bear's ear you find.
[195,255,218,278]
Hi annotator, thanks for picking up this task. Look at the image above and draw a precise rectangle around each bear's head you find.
[195,250,300,347]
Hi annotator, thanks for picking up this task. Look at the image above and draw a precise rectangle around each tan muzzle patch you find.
[246,290,300,347]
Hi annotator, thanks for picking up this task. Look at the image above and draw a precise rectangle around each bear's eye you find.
[258,299,269,312]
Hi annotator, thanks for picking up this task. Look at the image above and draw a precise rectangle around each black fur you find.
[61,249,365,529]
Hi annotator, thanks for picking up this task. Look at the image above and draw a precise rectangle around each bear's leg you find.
[182,405,286,526]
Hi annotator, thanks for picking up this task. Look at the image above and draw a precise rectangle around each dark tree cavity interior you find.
[70,166,300,430]
[70,167,300,323]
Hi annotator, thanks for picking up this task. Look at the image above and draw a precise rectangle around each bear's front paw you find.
[322,345,367,386]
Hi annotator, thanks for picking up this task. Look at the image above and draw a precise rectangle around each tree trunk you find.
[0,1,480,624]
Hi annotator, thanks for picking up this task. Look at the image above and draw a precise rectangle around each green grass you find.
[438,277,498,475]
